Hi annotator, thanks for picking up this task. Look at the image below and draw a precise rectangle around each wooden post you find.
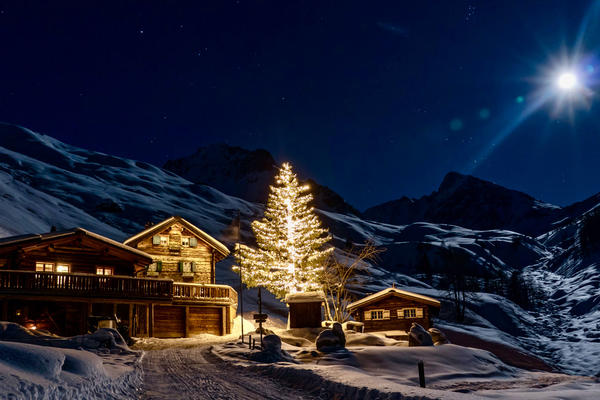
[248,335,252,349]
[149,304,155,337]
[145,305,150,337]
[221,307,226,336]
[128,304,134,338]
[184,306,189,338]
[418,360,426,388]
[252,338,256,350]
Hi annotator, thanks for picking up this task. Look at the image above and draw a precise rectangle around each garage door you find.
[153,306,185,338]
[189,307,222,336]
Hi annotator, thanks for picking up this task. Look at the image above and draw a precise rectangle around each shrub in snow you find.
[408,323,433,347]
[316,322,346,352]
[428,328,450,345]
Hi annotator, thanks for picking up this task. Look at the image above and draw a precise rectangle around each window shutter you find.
[364,311,371,321]
[178,261,183,272]
[416,308,424,318]
[383,310,391,320]
[152,235,161,245]
[190,261,196,272]
[189,237,198,248]
[156,261,162,272]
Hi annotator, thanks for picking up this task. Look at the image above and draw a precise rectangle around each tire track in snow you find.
[141,346,316,400]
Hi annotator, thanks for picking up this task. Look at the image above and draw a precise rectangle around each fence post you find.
[418,360,426,388]
[248,335,252,349]
[252,338,256,350]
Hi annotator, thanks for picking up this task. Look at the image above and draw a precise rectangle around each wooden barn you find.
[123,216,236,338]
[347,287,440,333]
[285,291,324,329]
[0,219,237,339]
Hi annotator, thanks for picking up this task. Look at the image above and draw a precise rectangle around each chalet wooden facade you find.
[0,219,237,338]
[347,287,441,333]
[123,216,235,338]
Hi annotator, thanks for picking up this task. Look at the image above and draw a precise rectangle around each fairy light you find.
[233,162,333,299]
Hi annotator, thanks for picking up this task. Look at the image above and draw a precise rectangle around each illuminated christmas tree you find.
[234,162,332,299]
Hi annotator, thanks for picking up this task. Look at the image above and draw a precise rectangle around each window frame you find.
[96,266,114,276]
[159,235,168,246]
[181,237,190,247]
[35,262,70,273]
[369,309,389,320]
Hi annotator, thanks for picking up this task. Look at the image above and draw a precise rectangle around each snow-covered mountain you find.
[1,122,599,376]
[364,171,600,237]
[163,143,360,215]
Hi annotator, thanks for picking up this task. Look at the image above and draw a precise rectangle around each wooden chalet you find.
[0,220,237,339]
[0,228,157,336]
[347,287,441,333]
[123,216,236,338]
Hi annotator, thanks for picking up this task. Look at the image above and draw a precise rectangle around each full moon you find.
[557,72,578,90]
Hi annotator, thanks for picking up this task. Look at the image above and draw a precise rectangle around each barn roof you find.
[123,216,230,259]
[0,227,153,262]
[347,287,441,311]
[285,290,325,304]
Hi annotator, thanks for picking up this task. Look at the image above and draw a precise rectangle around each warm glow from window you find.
[96,267,114,275]
[160,236,168,246]
[181,237,190,247]
[35,262,60,272]
[56,264,70,273]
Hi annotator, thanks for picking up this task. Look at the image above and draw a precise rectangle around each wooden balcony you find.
[0,270,237,305]
[173,282,238,306]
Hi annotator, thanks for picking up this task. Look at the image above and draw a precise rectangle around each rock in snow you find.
[428,327,450,345]
[316,322,346,352]
[248,334,296,363]
[408,323,434,347]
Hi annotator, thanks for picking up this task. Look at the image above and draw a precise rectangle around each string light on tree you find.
[234,162,333,299]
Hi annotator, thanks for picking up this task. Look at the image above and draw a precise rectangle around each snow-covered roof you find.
[0,227,153,262]
[285,290,325,304]
[347,287,441,311]
[122,216,230,258]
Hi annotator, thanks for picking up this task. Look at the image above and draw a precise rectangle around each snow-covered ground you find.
[1,122,600,380]
[0,323,142,399]
[213,336,600,399]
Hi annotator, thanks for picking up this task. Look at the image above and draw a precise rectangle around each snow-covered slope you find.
[1,122,600,376]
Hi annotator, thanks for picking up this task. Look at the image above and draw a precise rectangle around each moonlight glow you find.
[557,72,578,90]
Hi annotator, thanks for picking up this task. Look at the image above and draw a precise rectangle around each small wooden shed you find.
[285,291,324,329]
[347,287,440,333]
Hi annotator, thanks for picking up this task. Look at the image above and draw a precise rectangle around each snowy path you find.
[140,346,316,400]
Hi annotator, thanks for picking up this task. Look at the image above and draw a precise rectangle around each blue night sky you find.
[1,1,600,210]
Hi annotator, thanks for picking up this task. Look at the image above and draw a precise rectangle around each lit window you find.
[56,264,70,273]
[96,267,114,275]
[371,310,383,320]
[35,262,57,272]
[403,308,418,318]
[160,236,168,246]
[181,237,190,247]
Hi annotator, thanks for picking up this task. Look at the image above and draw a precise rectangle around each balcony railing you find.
[0,270,237,305]
[173,282,238,305]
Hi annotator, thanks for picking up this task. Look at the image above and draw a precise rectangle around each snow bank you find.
[0,323,142,399]
[213,341,600,399]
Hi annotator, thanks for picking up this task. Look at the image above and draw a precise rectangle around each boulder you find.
[316,322,346,352]
[428,327,450,345]
[408,323,434,347]
[248,334,295,363]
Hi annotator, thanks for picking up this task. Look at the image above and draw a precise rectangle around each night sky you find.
[1,1,600,210]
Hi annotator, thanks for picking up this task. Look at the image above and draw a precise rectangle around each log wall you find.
[352,296,433,332]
